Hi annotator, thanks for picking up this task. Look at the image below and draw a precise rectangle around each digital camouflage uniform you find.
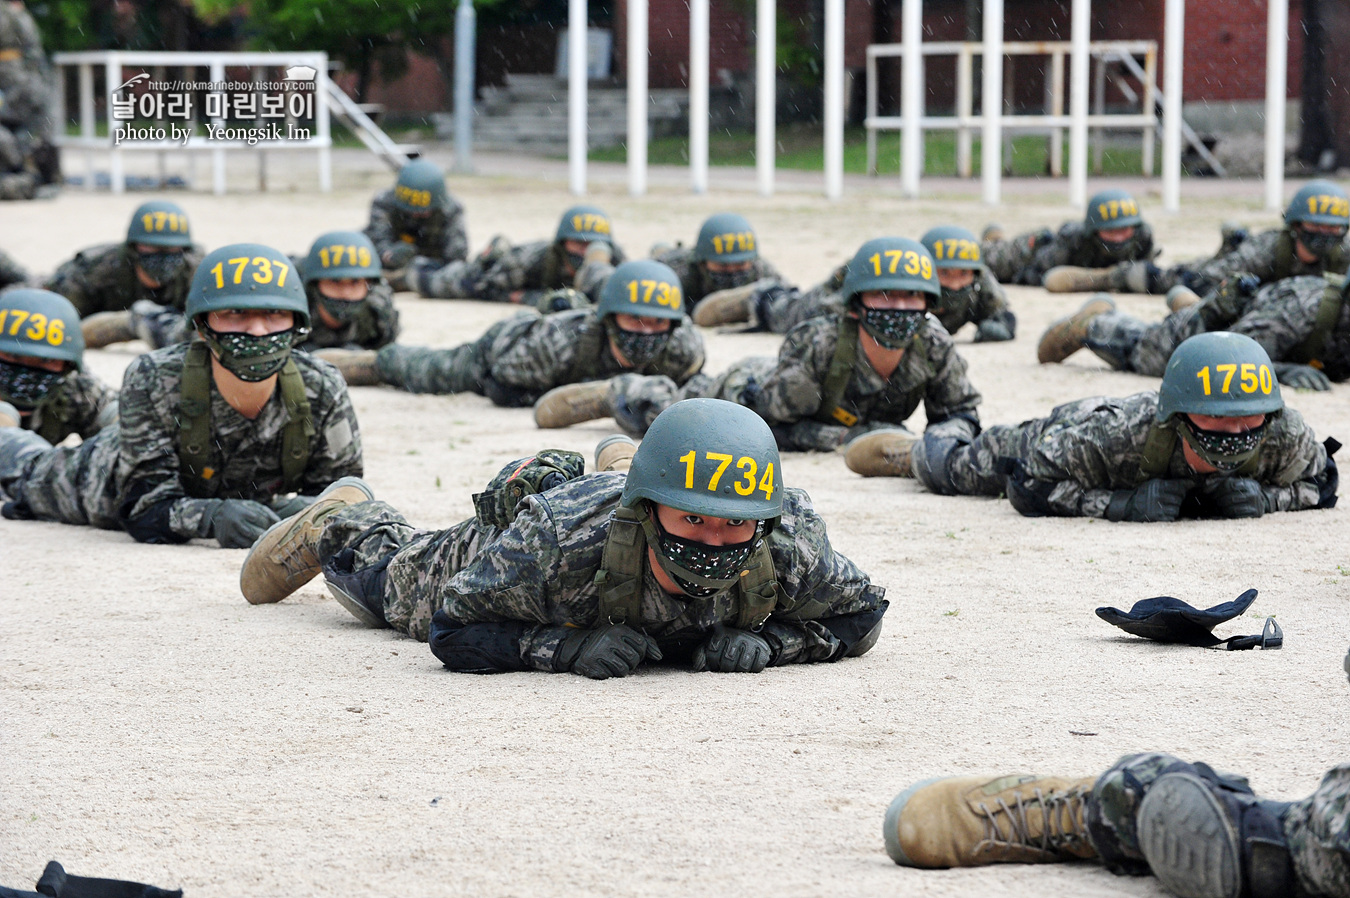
[316,474,887,661]
[417,238,628,305]
[297,280,399,352]
[983,221,1157,286]
[0,1,51,199]
[1088,753,1350,897]
[1154,228,1350,296]
[744,265,847,335]
[44,243,203,318]
[940,391,1334,516]
[12,370,116,447]
[930,268,1013,339]
[363,188,468,269]
[652,244,784,309]
[373,306,706,406]
[1085,274,1350,380]
[0,245,28,287]
[606,312,982,451]
[0,344,362,541]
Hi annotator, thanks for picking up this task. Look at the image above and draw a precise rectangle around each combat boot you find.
[1042,265,1114,293]
[885,774,1099,868]
[692,279,774,327]
[844,430,917,477]
[534,380,615,429]
[239,476,375,605]
[1037,295,1116,363]
[0,400,19,428]
[1167,285,1203,313]
[595,434,638,472]
[81,311,136,348]
[313,348,382,387]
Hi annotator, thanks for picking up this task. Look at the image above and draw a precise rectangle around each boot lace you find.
[975,785,1092,856]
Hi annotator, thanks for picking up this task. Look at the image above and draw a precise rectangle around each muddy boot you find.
[534,380,615,429]
[981,223,1006,244]
[313,348,383,386]
[1107,260,1159,294]
[81,310,136,348]
[595,434,638,472]
[1037,295,1116,363]
[239,477,375,605]
[884,774,1099,868]
[1167,285,1203,313]
[692,279,774,327]
[1042,265,1114,293]
[0,400,19,428]
[844,430,918,477]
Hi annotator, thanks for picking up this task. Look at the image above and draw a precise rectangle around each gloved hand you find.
[1105,479,1190,522]
[203,498,281,548]
[1343,645,1349,686]
[271,494,317,517]
[973,319,1013,342]
[1198,477,1267,518]
[691,624,773,673]
[1274,362,1332,391]
[383,243,416,268]
[554,624,663,679]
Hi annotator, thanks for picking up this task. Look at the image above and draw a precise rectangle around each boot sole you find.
[326,580,388,629]
[1138,772,1242,898]
[883,777,943,866]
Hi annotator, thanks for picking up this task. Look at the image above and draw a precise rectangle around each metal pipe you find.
[901,0,923,197]
[981,0,1003,204]
[823,0,844,199]
[690,0,709,193]
[568,0,587,195]
[1162,0,1184,211]
[453,0,477,175]
[1068,0,1090,207]
[628,0,648,195]
[756,0,776,195]
[1264,0,1288,210]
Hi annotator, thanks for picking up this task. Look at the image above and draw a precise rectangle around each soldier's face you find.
[653,503,757,545]
[1187,412,1267,433]
[936,269,975,291]
[317,278,369,301]
[0,350,65,374]
[1097,225,1136,244]
[704,260,754,275]
[206,309,295,335]
[612,313,672,334]
[859,290,927,311]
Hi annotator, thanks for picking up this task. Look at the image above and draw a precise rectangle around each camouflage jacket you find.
[473,239,627,304]
[481,308,705,393]
[931,268,1012,336]
[364,190,468,268]
[652,245,785,306]
[752,313,982,445]
[987,221,1156,285]
[1231,275,1350,382]
[1012,392,1330,517]
[20,370,117,444]
[298,281,401,351]
[434,474,887,671]
[0,245,28,288]
[1180,229,1350,295]
[44,243,202,317]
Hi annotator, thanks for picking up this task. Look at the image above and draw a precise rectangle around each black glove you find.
[1197,477,1267,519]
[383,243,416,268]
[272,494,316,517]
[554,624,663,679]
[973,319,1013,342]
[1105,479,1190,522]
[1273,362,1332,391]
[203,498,281,548]
[691,625,773,673]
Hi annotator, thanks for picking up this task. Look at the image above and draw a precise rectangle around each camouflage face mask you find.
[1178,417,1269,472]
[1298,227,1347,260]
[201,327,295,382]
[650,515,764,599]
[859,307,925,349]
[563,249,588,274]
[318,294,365,324]
[607,321,670,368]
[934,280,979,317]
[1097,234,1139,263]
[0,359,65,409]
[136,249,186,285]
[704,265,757,293]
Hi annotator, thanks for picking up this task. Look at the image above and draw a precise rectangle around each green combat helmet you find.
[1284,180,1350,261]
[692,212,759,264]
[0,289,83,412]
[1084,188,1144,233]
[596,258,686,366]
[555,204,614,246]
[392,159,450,216]
[188,243,311,382]
[1157,332,1283,472]
[302,231,382,323]
[842,236,940,350]
[126,200,192,248]
[920,225,984,271]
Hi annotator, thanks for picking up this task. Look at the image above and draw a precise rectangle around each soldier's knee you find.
[912,433,966,496]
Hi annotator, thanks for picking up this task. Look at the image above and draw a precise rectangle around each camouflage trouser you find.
[940,422,1026,496]
[982,231,1051,284]
[375,342,483,395]
[317,499,488,641]
[1083,306,1206,377]
[1086,752,1350,896]
[417,259,476,299]
[0,427,118,527]
[754,283,842,335]
[608,357,777,436]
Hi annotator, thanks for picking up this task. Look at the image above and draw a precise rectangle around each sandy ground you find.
[2,148,1348,897]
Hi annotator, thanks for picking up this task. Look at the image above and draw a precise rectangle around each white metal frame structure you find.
[53,50,332,195]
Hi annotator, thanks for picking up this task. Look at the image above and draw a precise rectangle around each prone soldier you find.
[534,237,982,453]
[295,230,400,352]
[0,243,363,547]
[847,332,1337,522]
[364,159,468,282]
[240,398,889,679]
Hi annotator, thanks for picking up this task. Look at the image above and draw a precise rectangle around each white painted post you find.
[105,54,123,194]
[956,45,972,177]
[690,0,709,194]
[981,0,1004,204]
[1264,0,1288,210]
[823,0,844,199]
[756,0,776,195]
[628,0,648,196]
[79,62,94,192]
[315,54,332,192]
[900,0,923,197]
[568,0,588,195]
[210,59,226,195]
[1162,0,1184,211]
[1068,0,1090,208]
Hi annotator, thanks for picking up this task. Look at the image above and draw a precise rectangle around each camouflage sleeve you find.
[484,311,587,391]
[1137,222,1158,260]
[1017,397,1155,518]
[476,241,550,303]
[1189,230,1281,288]
[358,282,401,349]
[654,247,700,300]
[293,356,364,496]
[439,200,469,263]
[920,332,982,440]
[66,371,118,439]
[1253,408,1331,512]
[1228,276,1324,362]
[760,488,888,665]
[649,324,706,384]
[0,246,29,287]
[1026,223,1083,282]
[751,318,836,424]
[362,191,402,265]
[43,249,101,317]
[970,269,1013,329]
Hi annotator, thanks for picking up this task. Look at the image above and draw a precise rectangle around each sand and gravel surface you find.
[2,149,1346,897]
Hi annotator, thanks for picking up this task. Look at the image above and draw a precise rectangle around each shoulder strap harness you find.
[564,313,607,384]
[1289,274,1346,367]
[815,315,861,426]
[1135,421,1261,484]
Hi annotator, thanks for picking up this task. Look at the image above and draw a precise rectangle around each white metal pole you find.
[568,0,588,195]
[1162,0,1184,212]
[105,55,124,194]
[1263,0,1288,210]
[756,0,776,195]
[981,0,1003,205]
[690,0,709,193]
[823,0,844,199]
[210,58,225,195]
[628,0,648,195]
[315,54,332,192]
[452,0,477,176]
[900,0,923,197]
[1068,0,1090,208]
